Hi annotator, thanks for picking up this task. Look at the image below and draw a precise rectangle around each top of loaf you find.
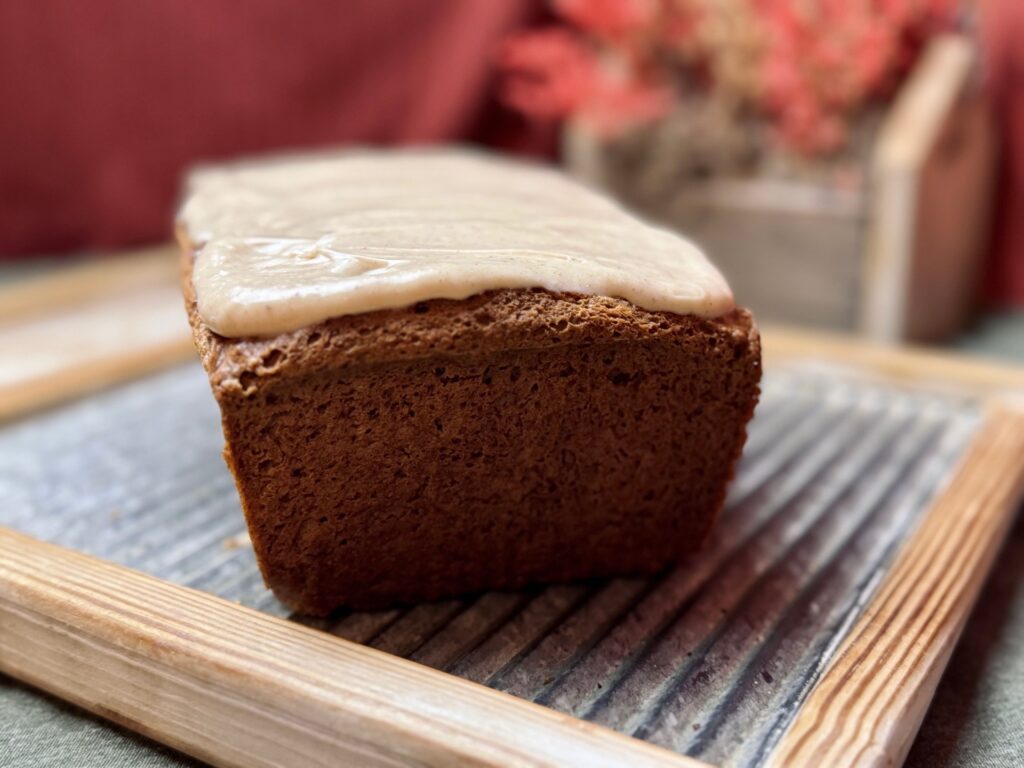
[178,148,735,338]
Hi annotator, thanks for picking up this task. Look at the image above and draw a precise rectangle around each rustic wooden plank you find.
[0,245,178,323]
[0,526,703,768]
[762,324,1024,395]
[0,247,194,423]
[0,305,194,423]
[4,247,1024,768]
[765,406,1024,768]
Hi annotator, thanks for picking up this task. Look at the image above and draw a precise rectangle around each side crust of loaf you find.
[181,250,762,615]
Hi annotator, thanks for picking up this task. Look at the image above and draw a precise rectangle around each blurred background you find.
[2,6,1024,768]
[1,0,1022,355]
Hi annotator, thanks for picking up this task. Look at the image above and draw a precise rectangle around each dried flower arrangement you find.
[500,0,958,158]
[498,3,989,343]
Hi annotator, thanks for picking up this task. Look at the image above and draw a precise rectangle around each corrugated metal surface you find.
[0,363,979,766]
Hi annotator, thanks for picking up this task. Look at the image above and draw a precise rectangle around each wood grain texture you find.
[0,245,178,322]
[766,406,1024,768]
[0,327,194,424]
[4,249,1024,767]
[762,323,1024,395]
[0,527,703,768]
[0,246,194,423]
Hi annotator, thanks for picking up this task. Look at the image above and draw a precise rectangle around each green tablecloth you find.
[907,512,1024,767]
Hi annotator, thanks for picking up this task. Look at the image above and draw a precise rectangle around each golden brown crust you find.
[181,247,762,615]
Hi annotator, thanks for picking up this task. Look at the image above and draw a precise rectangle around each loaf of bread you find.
[179,150,761,615]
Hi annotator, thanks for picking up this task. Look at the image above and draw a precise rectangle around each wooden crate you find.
[566,35,996,343]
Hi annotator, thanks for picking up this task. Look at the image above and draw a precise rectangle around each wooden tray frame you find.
[2,254,1023,768]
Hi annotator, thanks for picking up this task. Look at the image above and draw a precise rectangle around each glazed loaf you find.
[179,151,761,615]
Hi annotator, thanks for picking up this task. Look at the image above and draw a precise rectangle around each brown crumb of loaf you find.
[181,249,761,615]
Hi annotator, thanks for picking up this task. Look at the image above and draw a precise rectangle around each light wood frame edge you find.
[0,335,196,424]
[764,405,1024,768]
[0,245,195,424]
[0,527,707,768]
[0,245,179,324]
[762,323,1024,396]
[5,251,1024,766]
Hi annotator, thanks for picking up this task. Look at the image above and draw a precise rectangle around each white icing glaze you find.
[180,149,734,337]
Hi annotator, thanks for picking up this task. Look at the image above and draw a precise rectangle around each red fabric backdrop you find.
[0,1,1020,304]
[0,0,549,257]
[983,0,1024,306]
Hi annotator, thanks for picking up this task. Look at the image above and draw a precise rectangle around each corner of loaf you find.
[178,149,761,615]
